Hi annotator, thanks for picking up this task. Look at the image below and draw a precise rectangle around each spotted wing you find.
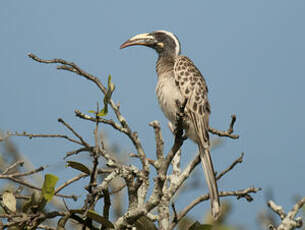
[173,55,210,146]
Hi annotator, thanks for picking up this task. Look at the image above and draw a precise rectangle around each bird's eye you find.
[157,42,164,48]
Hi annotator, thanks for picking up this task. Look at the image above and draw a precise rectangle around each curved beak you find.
[120,33,156,49]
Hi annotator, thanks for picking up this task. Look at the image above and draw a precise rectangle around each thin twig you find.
[2,161,24,174]
[10,166,45,178]
[6,131,82,145]
[64,147,92,159]
[75,110,128,134]
[209,114,239,139]
[149,120,164,161]
[0,174,77,200]
[58,118,90,148]
[216,152,244,180]
[83,105,102,221]
[289,196,305,219]
[55,173,88,195]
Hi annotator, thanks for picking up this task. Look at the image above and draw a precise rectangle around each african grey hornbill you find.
[120,30,221,219]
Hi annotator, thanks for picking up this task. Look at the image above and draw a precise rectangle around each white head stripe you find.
[130,33,154,41]
[155,30,181,55]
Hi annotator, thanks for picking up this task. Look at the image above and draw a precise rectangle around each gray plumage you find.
[121,30,221,219]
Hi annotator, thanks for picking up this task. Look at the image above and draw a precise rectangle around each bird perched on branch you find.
[120,30,221,219]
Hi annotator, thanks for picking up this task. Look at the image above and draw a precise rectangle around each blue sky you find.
[1,1,305,229]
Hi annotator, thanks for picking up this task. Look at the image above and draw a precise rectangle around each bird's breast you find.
[156,74,183,124]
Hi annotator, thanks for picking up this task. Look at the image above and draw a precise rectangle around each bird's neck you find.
[156,53,176,77]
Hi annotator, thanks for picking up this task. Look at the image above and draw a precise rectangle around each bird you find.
[120,30,221,219]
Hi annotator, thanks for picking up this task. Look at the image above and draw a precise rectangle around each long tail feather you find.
[199,145,221,219]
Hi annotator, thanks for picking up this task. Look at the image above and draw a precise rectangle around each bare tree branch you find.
[216,152,244,180]
[268,197,305,230]
[55,173,88,195]
[0,163,77,201]
[2,53,259,230]
[5,131,82,145]
[149,120,165,161]
[58,118,90,148]
[28,53,148,173]
[170,187,261,229]
[75,110,128,134]
[209,114,239,139]
[64,147,91,159]
[2,160,24,174]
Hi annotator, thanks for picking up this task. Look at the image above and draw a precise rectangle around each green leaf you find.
[97,74,115,117]
[86,210,114,227]
[66,161,90,174]
[88,110,97,113]
[188,221,213,230]
[41,174,59,201]
[69,209,114,228]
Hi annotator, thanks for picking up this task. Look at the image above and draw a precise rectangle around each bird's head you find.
[120,30,181,57]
